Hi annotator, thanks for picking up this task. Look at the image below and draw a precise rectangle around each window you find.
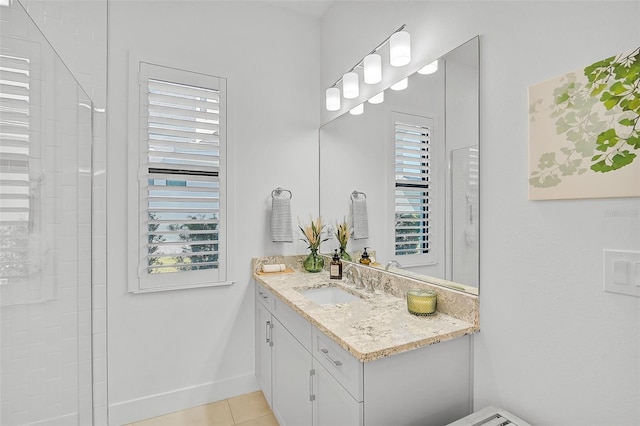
[129,62,228,292]
[393,112,433,264]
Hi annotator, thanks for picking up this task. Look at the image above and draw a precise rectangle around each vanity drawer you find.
[273,298,312,352]
[312,328,363,402]
[255,282,275,311]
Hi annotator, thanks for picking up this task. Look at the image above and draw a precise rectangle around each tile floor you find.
[127,391,278,426]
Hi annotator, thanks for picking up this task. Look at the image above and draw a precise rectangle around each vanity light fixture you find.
[363,53,382,84]
[368,91,384,104]
[324,24,407,111]
[326,87,341,111]
[390,30,411,67]
[343,71,359,99]
[349,103,364,115]
[418,59,438,75]
[390,77,408,91]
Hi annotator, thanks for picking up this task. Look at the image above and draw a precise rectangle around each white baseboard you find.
[108,373,259,425]
[30,413,77,426]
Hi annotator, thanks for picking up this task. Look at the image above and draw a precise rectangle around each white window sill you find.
[130,280,234,294]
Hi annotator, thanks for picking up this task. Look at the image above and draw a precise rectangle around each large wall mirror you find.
[319,37,479,295]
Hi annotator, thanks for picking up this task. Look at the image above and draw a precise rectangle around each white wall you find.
[321,1,639,425]
[107,2,320,424]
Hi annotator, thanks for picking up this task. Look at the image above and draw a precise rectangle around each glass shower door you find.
[0,1,93,424]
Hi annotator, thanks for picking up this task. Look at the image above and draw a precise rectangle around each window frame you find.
[127,61,230,293]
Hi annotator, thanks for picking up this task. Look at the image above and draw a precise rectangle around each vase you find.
[303,249,324,273]
[339,247,352,262]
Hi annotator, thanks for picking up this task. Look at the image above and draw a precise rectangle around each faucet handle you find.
[366,276,379,293]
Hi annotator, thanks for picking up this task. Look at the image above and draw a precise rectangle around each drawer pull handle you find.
[320,348,342,367]
[259,291,268,299]
[266,321,273,346]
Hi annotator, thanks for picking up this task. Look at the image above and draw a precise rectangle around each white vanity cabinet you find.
[256,281,363,426]
[254,280,471,425]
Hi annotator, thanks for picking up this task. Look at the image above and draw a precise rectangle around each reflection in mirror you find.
[319,37,479,295]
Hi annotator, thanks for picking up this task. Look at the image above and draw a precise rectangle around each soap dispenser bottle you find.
[359,247,371,265]
[330,249,342,279]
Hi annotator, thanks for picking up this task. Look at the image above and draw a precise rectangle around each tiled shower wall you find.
[1,0,108,424]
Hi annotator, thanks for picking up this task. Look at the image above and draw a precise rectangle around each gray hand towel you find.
[271,197,293,242]
[352,197,369,240]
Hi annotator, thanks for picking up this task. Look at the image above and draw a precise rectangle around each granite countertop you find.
[253,259,479,362]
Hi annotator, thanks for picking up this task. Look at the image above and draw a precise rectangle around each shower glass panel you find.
[450,145,479,288]
[0,2,93,424]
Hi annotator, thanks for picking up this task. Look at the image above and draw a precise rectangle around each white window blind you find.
[133,63,227,291]
[0,53,31,283]
[394,114,431,257]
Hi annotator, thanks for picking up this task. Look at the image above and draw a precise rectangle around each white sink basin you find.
[298,286,361,306]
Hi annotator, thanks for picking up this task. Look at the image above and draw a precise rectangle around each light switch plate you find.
[604,250,640,297]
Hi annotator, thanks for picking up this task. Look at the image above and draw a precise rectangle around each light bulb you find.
[363,53,382,84]
[390,31,411,67]
[343,72,359,99]
[326,87,341,111]
[418,60,438,75]
[349,103,364,115]
[368,91,384,104]
[390,77,408,91]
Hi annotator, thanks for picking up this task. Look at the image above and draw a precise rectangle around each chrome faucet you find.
[344,264,364,290]
[385,260,402,271]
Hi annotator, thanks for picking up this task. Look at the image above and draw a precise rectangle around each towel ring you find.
[271,187,292,200]
[351,190,366,200]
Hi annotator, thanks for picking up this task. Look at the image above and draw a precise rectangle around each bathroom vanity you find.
[253,256,480,426]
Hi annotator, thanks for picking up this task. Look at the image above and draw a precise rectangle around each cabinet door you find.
[272,318,312,426]
[313,359,363,426]
[255,301,273,407]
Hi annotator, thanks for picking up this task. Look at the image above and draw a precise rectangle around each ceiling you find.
[267,1,334,18]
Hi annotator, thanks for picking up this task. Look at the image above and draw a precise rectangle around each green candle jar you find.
[406,289,437,316]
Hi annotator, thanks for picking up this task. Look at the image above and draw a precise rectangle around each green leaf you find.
[555,117,571,134]
[560,147,573,155]
[538,152,557,169]
[584,56,615,82]
[575,139,595,156]
[611,151,636,170]
[619,118,636,127]
[590,83,607,97]
[604,96,622,110]
[555,92,570,104]
[610,81,628,95]
[596,129,619,151]
[591,160,612,173]
[542,174,562,187]
[566,130,583,143]
[591,154,603,161]
[558,162,578,176]
[626,135,640,149]
[529,173,562,188]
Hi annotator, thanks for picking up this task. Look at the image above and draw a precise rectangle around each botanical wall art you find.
[528,46,640,200]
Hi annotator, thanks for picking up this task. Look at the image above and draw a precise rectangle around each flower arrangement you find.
[299,216,329,251]
[299,217,329,273]
[335,219,350,248]
[334,218,352,261]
